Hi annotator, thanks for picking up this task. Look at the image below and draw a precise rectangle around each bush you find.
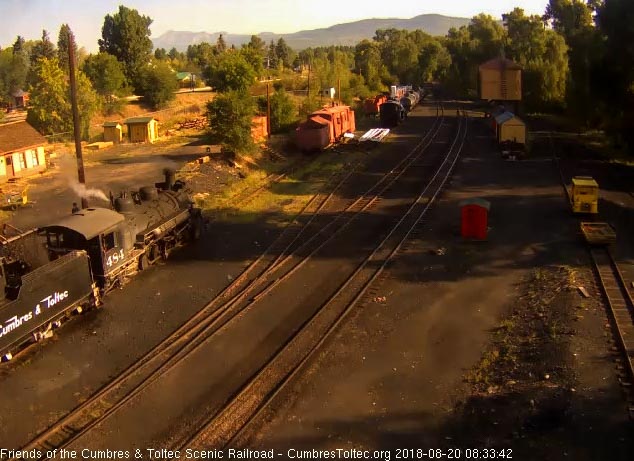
[270,89,297,132]
[207,90,256,153]
[299,97,321,119]
[255,90,298,133]
[138,61,177,109]
[103,98,126,116]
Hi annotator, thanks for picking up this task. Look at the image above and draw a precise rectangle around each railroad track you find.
[10,164,349,457]
[13,103,445,455]
[589,248,634,419]
[551,131,634,420]
[231,172,287,206]
[181,108,468,449]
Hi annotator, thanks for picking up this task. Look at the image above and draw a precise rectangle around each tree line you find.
[0,1,631,150]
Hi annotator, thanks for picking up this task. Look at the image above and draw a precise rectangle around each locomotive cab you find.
[42,208,132,289]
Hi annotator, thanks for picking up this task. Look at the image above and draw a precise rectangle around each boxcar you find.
[380,101,405,127]
[296,105,356,151]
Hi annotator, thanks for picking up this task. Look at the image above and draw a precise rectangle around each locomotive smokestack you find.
[164,168,175,191]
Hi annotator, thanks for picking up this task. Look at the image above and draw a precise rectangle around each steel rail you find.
[590,247,634,417]
[46,103,448,451]
[552,128,634,420]
[182,108,468,449]
[15,103,444,455]
[12,158,350,457]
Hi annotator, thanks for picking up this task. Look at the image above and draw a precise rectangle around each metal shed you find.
[479,57,522,101]
[102,122,122,144]
[494,112,526,145]
[320,88,336,99]
[124,117,159,144]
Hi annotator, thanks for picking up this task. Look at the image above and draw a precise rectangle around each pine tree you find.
[57,24,77,73]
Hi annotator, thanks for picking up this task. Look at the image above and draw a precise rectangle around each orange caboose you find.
[296,105,356,151]
[363,95,387,117]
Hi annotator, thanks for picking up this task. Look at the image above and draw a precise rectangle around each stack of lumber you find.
[177,117,208,130]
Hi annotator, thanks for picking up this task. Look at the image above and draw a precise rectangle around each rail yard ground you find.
[244,112,634,459]
[0,102,633,459]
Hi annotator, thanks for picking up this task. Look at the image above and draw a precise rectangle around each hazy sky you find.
[1,0,549,51]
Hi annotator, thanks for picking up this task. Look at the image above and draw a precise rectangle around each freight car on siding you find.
[363,94,388,118]
[296,105,356,152]
[399,91,420,114]
[380,100,406,128]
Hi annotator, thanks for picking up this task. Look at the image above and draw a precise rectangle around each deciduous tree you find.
[544,0,600,125]
[203,52,256,92]
[354,40,388,91]
[187,42,216,70]
[269,88,296,132]
[595,0,634,147]
[275,38,294,68]
[26,57,99,137]
[504,8,569,110]
[417,39,452,83]
[98,5,153,90]
[0,47,28,102]
[82,52,127,100]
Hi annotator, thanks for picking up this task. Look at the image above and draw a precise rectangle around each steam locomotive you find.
[0,170,203,361]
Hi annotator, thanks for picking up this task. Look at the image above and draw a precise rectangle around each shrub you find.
[207,90,256,153]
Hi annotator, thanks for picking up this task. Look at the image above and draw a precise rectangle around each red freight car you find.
[363,94,387,117]
[296,105,356,151]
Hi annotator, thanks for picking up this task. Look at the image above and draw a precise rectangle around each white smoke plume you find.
[70,181,109,202]
[57,152,110,203]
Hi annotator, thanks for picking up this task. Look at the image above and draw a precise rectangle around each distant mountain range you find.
[152,14,471,51]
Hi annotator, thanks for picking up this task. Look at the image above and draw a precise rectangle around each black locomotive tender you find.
[0,170,202,361]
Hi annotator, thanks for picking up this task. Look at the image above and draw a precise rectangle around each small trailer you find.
[1,186,28,211]
[580,222,616,245]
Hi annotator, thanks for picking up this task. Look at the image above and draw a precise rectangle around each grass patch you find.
[197,133,386,226]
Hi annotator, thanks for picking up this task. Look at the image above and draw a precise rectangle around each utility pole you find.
[307,62,311,100]
[68,30,88,209]
[266,82,271,139]
[337,78,341,105]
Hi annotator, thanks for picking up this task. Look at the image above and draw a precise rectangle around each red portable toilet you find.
[460,198,490,240]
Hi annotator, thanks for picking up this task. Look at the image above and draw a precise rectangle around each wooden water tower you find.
[479,57,522,101]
